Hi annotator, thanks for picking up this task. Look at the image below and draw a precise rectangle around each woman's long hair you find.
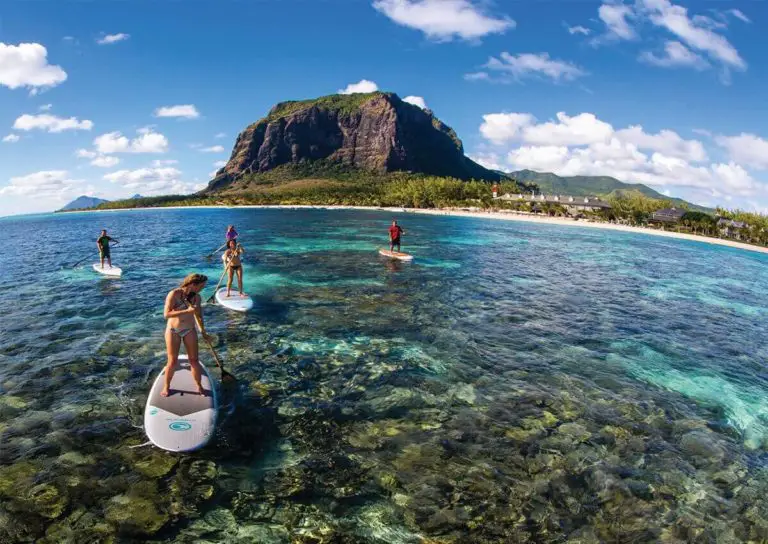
[180,273,208,289]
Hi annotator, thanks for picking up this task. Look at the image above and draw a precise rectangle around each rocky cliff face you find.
[205,92,501,192]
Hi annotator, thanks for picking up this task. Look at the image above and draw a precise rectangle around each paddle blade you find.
[221,370,237,384]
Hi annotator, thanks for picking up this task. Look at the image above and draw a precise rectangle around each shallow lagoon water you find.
[1,208,768,542]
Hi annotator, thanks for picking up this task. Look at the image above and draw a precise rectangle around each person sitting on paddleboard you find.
[97,229,118,269]
[389,220,405,253]
[223,240,246,298]
[162,273,211,397]
[225,225,238,244]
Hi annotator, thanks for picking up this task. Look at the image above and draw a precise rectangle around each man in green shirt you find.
[97,229,118,269]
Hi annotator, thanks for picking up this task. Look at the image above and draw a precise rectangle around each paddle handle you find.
[207,242,228,258]
[208,260,231,302]
[193,314,225,371]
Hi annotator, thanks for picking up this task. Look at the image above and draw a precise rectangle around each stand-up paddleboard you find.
[215,287,253,312]
[379,249,414,261]
[144,354,218,452]
[92,263,123,277]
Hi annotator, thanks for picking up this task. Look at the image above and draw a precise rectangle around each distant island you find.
[59,91,767,248]
[59,195,110,211]
[60,194,143,212]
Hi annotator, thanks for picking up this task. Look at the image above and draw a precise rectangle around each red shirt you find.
[389,225,403,239]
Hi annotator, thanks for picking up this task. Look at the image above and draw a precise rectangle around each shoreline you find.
[70,204,768,255]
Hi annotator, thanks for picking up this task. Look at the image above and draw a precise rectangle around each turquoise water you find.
[1,207,768,542]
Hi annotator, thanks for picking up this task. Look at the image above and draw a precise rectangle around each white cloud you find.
[76,148,97,159]
[615,125,707,161]
[104,167,205,196]
[479,52,586,83]
[568,25,591,35]
[372,0,514,41]
[13,113,93,133]
[154,104,200,119]
[213,160,227,168]
[729,9,750,23]
[93,129,169,154]
[639,40,709,70]
[479,113,536,144]
[338,79,379,94]
[0,170,83,197]
[151,159,178,167]
[481,111,706,158]
[214,132,226,139]
[199,145,225,153]
[91,156,120,168]
[639,0,745,71]
[523,113,614,146]
[0,42,67,92]
[464,72,490,81]
[39,103,52,111]
[2,134,19,143]
[715,133,768,170]
[690,14,727,31]
[403,95,428,109]
[597,3,636,40]
[97,33,130,45]
[476,108,759,198]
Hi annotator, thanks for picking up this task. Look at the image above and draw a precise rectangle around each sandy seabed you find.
[87,204,768,255]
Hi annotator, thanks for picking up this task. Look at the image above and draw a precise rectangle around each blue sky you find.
[1,0,768,216]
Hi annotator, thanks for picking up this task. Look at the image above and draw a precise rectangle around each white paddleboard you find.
[215,287,253,312]
[379,249,414,261]
[144,354,218,453]
[92,263,123,277]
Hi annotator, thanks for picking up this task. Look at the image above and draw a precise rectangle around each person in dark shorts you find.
[97,229,118,269]
[389,220,405,252]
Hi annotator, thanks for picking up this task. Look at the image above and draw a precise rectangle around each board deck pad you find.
[144,354,217,452]
[379,249,414,261]
[92,263,122,276]
[215,287,253,312]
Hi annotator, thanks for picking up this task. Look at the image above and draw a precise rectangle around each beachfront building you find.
[717,218,747,240]
[651,207,686,224]
[497,193,612,215]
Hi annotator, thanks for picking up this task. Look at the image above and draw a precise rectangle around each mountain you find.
[508,169,711,211]
[205,92,504,192]
[130,194,144,199]
[59,195,109,211]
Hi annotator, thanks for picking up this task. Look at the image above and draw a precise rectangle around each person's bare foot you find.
[197,386,206,396]
[161,388,171,397]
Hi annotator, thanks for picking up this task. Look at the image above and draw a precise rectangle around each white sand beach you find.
[83,204,768,255]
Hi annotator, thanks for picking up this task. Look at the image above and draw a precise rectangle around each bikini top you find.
[170,289,197,311]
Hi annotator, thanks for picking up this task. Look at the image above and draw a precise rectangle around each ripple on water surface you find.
[0,207,767,543]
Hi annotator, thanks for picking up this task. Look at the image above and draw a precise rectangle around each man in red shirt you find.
[389,220,405,252]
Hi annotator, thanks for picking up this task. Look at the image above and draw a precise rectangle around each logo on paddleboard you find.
[149,408,158,416]
[169,421,192,431]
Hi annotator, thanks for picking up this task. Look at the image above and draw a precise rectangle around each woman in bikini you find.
[162,273,211,397]
[222,240,246,297]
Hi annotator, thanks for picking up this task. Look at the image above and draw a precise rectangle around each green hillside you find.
[509,169,711,212]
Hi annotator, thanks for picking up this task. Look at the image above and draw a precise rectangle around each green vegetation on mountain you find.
[94,169,527,210]
[208,92,504,192]
[264,92,384,122]
[509,169,710,211]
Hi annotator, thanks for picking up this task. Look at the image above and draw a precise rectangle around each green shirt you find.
[97,235,112,249]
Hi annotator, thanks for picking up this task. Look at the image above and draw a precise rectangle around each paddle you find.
[205,242,227,260]
[193,314,236,384]
[207,259,231,303]
[70,240,119,268]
